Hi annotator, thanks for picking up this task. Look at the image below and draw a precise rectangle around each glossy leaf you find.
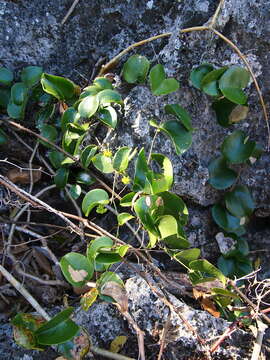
[164,104,193,131]
[82,189,109,216]
[113,146,132,173]
[87,236,113,260]
[189,259,226,285]
[41,73,76,100]
[225,185,254,218]
[0,67,13,86]
[54,167,69,189]
[78,95,99,118]
[96,253,122,264]
[76,171,95,186]
[98,106,118,128]
[149,64,179,96]
[208,156,237,190]
[120,192,136,207]
[61,107,80,131]
[158,215,183,243]
[92,153,114,173]
[93,77,113,90]
[212,204,241,233]
[122,55,150,83]
[219,66,249,104]
[134,195,160,237]
[159,120,192,155]
[174,248,201,267]
[221,130,255,164]
[11,82,28,105]
[60,253,94,287]
[35,308,79,345]
[21,66,43,87]
[190,63,214,90]
[81,145,98,168]
[201,67,227,96]
[69,184,81,200]
[133,148,151,193]
[48,150,65,169]
[117,212,135,226]
[97,89,122,105]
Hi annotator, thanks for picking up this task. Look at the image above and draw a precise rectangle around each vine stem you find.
[99,26,270,148]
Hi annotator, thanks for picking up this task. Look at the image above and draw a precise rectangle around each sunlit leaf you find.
[35,308,79,345]
[78,95,99,118]
[81,145,98,168]
[69,184,81,200]
[41,73,76,101]
[76,171,95,186]
[80,288,99,311]
[122,54,150,83]
[60,253,94,287]
[82,189,109,216]
[93,77,113,90]
[117,212,135,226]
[113,146,132,173]
[87,236,113,260]
[98,106,118,128]
[174,248,201,267]
[97,89,122,105]
[92,153,114,173]
[149,64,179,96]
[189,259,226,285]
[61,107,80,131]
[120,192,136,207]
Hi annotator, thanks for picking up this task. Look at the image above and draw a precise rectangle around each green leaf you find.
[219,66,249,104]
[225,185,254,218]
[11,82,28,105]
[117,212,135,226]
[60,253,94,287]
[78,95,99,118]
[158,215,188,248]
[21,66,43,87]
[96,271,124,302]
[113,147,132,173]
[217,256,235,277]
[149,64,179,96]
[81,145,98,168]
[93,77,113,90]
[0,128,8,145]
[54,167,69,188]
[212,98,238,127]
[41,73,76,100]
[96,253,122,264]
[0,67,13,86]
[35,104,55,130]
[97,89,122,105]
[76,171,95,186]
[0,88,10,108]
[69,184,81,200]
[134,195,160,237]
[221,130,256,164]
[149,153,173,194]
[164,104,193,131]
[157,191,188,226]
[120,192,136,207]
[133,148,151,193]
[190,63,214,90]
[48,151,65,169]
[87,236,113,260]
[7,102,24,119]
[174,248,201,267]
[40,124,58,148]
[35,308,79,345]
[212,204,241,233]
[82,189,109,216]
[80,288,99,311]
[122,55,150,83]
[208,156,237,190]
[201,67,227,96]
[92,153,114,173]
[159,120,192,155]
[98,106,117,128]
[189,259,226,284]
[61,107,80,132]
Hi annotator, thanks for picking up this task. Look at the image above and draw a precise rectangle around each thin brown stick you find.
[210,322,238,353]
[208,0,225,28]
[157,313,171,360]
[61,0,80,26]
